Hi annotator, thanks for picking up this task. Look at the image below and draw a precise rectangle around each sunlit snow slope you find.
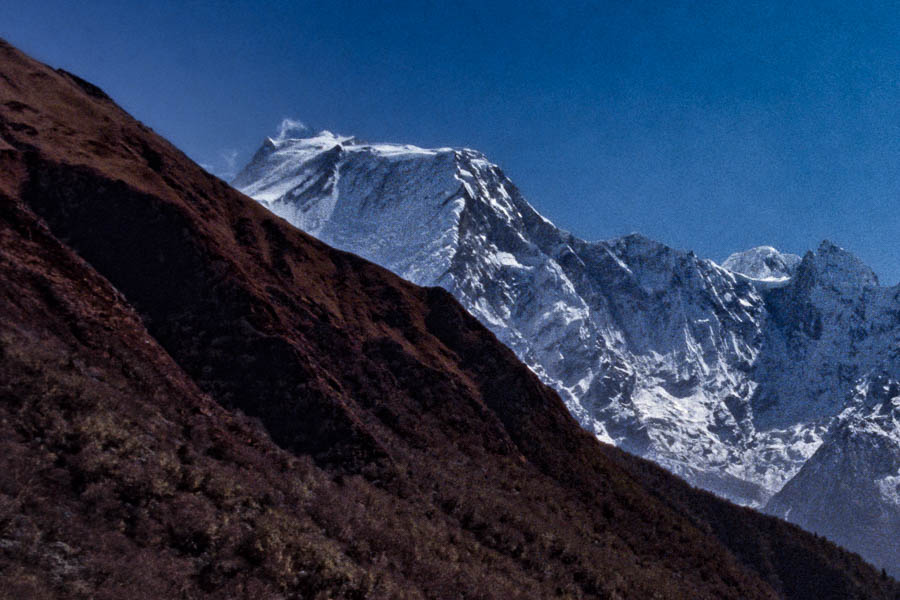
[233,124,900,575]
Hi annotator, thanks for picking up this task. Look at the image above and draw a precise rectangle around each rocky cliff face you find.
[235,126,900,574]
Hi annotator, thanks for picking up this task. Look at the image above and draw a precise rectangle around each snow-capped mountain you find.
[767,373,900,574]
[722,246,801,281]
[233,124,900,574]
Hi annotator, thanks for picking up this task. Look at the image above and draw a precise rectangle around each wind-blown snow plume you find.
[273,117,314,142]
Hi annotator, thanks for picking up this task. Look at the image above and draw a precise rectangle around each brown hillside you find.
[0,38,896,599]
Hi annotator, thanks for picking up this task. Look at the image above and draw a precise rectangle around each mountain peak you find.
[233,119,900,576]
[722,245,801,281]
[611,231,673,251]
[817,239,842,253]
[802,240,879,289]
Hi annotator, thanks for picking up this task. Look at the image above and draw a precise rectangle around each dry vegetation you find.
[0,37,897,599]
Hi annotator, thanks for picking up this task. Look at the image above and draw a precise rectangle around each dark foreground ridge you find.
[0,39,896,599]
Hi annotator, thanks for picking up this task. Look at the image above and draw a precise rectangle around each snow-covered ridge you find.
[233,123,900,575]
[766,373,900,570]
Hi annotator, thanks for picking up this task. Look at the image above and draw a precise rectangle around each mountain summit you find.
[235,125,900,575]
[722,246,801,281]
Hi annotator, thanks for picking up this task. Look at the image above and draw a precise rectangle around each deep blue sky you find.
[4,1,900,283]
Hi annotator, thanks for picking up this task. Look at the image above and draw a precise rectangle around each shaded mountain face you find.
[1,39,897,598]
[767,374,900,576]
[235,126,900,575]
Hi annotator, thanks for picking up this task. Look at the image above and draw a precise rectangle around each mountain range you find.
[234,124,900,576]
[1,36,898,596]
